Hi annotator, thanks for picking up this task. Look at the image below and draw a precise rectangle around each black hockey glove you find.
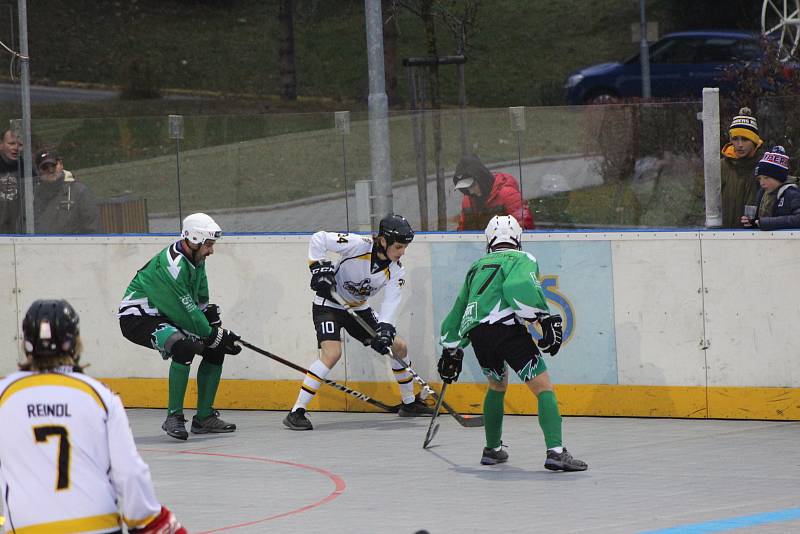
[203,304,222,327]
[537,314,563,356]
[205,327,242,355]
[437,347,464,383]
[309,260,336,297]
[370,322,396,355]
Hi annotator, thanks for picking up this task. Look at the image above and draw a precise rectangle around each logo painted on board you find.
[527,275,575,345]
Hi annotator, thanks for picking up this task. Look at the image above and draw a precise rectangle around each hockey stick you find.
[239,339,399,413]
[328,289,483,428]
[423,381,448,449]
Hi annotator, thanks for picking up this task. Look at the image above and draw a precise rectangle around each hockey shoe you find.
[481,443,509,465]
[283,408,313,430]
[544,448,588,472]
[191,410,236,434]
[162,412,189,441]
[398,398,434,417]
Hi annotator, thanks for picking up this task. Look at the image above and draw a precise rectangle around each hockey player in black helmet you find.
[284,213,433,431]
[0,299,187,532]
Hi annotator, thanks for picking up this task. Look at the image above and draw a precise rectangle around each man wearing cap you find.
[33,148,100,234]
[453,154,533,231]
[741,146,800,230]
[720,107,764,228]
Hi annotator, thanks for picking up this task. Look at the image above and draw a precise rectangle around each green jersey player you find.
[118,213,242,440]
[438,215,587,471]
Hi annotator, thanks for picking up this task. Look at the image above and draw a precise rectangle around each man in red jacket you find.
[453,154,534,231]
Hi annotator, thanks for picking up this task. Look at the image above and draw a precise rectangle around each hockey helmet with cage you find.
[22,299,80,357]
[182,213,222,245]
[378,213,415,246]
[485,215,523,252]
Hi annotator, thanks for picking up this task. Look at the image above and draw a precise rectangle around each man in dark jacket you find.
[741,146,800,230]
[453,154,534,231]
[721,107,764,228]
[33,149,100,234]
[0,127,25,233]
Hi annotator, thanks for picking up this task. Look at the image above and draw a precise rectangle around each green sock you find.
[483,388,505,449]
[167,361,191,416]
[196,359,222,420]
[537,390,563,449]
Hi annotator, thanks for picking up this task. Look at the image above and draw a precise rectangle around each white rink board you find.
[0,231,798,390]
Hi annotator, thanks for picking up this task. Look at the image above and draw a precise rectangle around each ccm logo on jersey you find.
[344,279,373,297]
[27,403,72,417]
[180,294,197,312]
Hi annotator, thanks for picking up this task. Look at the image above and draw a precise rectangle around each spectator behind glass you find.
[453,154,534,231]
[720,107,764,228]
[741,146,800,230]
[33,149,100,234]
[0,127,25,233]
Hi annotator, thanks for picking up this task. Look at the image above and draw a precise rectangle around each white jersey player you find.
[283,214,433,430]
[0,299,185,534]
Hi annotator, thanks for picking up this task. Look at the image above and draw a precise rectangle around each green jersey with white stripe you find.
[118,241,212,338]
[440,249,549,349]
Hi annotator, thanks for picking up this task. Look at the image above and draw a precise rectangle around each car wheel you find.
[584,91,618,105]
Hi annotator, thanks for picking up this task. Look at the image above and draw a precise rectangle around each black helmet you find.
[378,214,414,246]
[22,299,80,357]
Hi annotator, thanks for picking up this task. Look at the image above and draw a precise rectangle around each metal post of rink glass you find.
[169,114,184,228]
[701,88,722,228]
[335,111,352,232]
[509,106,526,202]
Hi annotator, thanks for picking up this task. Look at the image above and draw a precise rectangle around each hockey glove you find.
[130,506,187,534]
[205,327,242,355]
[537,314,563,356]
[437,347,464,383]
[370,322,396,355]
[309,260,336,297]
[203,303,222,327]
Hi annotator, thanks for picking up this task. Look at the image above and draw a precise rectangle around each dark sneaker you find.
[191,410,236,434]
[545,448,588,471]
[398,398,434,417]
[162,412,189,441]
[481,443,509,465]
[283,408,313,430]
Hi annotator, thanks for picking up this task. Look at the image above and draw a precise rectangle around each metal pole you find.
[509,106,526,204]
[169,115,184,228]
[701,88,722,228]
[639,0,651,99]
[335,111,351,232]
[365,0,392,227]
[17,0,33,234]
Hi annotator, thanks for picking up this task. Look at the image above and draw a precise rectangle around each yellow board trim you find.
[0,374,106,412]
[14,512,119,534]
[97,379,800,421]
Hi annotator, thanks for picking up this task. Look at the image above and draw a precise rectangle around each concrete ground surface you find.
[126,410,800,534]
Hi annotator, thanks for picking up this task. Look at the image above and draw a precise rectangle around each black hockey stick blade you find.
[423,382,448,448]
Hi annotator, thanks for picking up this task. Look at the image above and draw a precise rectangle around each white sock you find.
[548,446,564,454]
[391,357,415,404]
[293,360,331,412]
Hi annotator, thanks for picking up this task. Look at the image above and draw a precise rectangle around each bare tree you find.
[394,0,481,229]
[382,0,401,106]
[278,0,297,100]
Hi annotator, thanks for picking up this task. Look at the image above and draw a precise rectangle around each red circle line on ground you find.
[140,448,346,533]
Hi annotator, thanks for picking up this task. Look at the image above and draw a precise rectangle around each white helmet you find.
[182,213,222,245]
[485,215,522,252]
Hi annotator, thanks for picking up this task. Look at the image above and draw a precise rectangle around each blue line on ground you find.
[641,507,800,533]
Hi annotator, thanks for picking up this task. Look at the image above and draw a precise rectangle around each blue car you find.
[565,30,762,104]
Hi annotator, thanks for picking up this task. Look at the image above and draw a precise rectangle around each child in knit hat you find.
[721,107,764,228]
[741,146,800,230]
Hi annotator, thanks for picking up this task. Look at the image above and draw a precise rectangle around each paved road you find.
[148,154,602,233]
